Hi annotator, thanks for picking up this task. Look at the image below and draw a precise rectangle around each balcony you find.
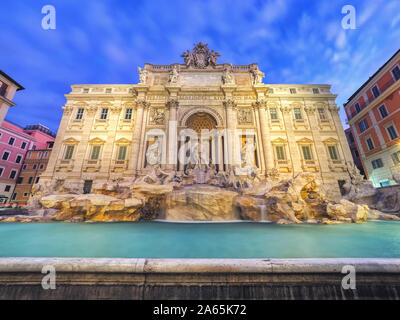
[274,159,292,173]
[111,160,129,172]
[328,159,346,171]
[55,159,74,172]
[301,159,319,172]
[347,77,397,121]
[83,159,101,172]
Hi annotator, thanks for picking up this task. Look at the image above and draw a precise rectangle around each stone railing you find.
[111,160,129,172]
[55,159,74,172]
[1,258,400,300]
[83,159,102,172]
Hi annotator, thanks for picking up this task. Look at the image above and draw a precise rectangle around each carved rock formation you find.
[8,167,399,224]
[165,185,238,221]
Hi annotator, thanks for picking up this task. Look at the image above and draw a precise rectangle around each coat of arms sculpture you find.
[181,42,221,68]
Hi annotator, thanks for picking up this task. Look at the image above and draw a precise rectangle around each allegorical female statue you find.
[146,138,162,166]
[241,137,256,168]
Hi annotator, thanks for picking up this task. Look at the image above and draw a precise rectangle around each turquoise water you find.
[0,221,399,258]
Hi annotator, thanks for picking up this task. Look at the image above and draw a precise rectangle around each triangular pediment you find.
[271,137,287,144]
[296,137,314,144]
[323,137,339,144]
[115,137,131,144]
[63,137,80,144]
[89,137,106,144]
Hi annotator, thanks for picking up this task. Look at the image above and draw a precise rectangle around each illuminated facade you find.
[41,43,354,197]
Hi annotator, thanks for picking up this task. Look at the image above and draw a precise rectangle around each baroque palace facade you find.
[41,43,353,197]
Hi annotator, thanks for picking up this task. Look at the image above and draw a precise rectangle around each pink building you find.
[0,121,56,203]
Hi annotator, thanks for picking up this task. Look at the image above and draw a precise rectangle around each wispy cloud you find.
[0,0,399,130]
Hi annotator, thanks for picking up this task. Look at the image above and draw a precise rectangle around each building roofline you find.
[344,48,400,107]
[0,70,25,91]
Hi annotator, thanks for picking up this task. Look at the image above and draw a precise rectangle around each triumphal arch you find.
[41,42,354,196]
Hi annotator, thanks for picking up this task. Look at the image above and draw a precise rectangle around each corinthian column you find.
[166,99,178,170]
[255,100,274,174]
[224,99,240,167]
[129,100,146,174]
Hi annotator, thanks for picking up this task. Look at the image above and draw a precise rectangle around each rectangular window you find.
[21,142,27,149]
[392,66,400,81]
[4,185,11,192]
[100,108,108,120]
[290,88,297,94]
[294,108,302,120]
[2,151,10,161]
[9,170,17,179]
[355,103,361,113]
[387,125,399,140]
[16,177,23,184]
[318,108,327,120]
[267,88,274,94]
[372,159,384,169]
[275,146,285,160]
[270,108,278,120]
[0,81,9,97]
[33,165,37,170]
[392,151,400,165]
[328,146,339,160]
[348,132,355,143]
[106,88,112,93]
[36,177,40,184]
[44,152,48,158]
[8,137,15,146]
[118,146,127,160]
[378,105,388,119]
[64,146,74,160]
[23,193,29,197]
[15,155,22,164]
[0,167,4,176]
[76,108,84,120]
[372,85,380,98]
[11,193,17,201]
[40,164,44,170]
[37,152,42,159]
[91,146,101,160]
[125,108,133,120]
[366,137,375,150]
[83,88,89,93]
[358,119,369,133]
[28,177,33,184]
[312,88,320,94]
[302,146,312,160]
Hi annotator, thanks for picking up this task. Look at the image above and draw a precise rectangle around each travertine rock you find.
[165,185,238,221]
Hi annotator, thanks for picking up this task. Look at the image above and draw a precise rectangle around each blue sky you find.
[1,0,400,132]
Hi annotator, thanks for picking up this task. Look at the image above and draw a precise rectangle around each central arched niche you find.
[185,112,217,134]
